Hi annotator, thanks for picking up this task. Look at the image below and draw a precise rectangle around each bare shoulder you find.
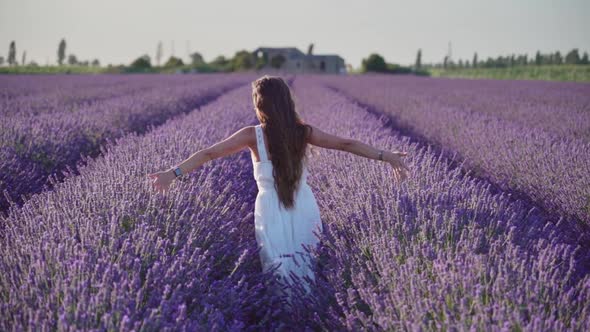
[238,125,256,147]
[218,125,256,148]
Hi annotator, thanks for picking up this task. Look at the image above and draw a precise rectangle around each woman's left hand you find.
[384,151,410,183]
[147,170,175,193]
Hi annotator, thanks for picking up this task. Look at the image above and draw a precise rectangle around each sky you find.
[1,0,588,68]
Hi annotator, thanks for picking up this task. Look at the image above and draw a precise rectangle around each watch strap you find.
[173,167,183,177]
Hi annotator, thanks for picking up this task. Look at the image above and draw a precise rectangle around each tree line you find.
[360,50,428,75]
[1,38,297,73]
[126,41,286,73]
[432,49,589,69]
[4,39,588,73]
[1,39,100,67]
[361,48,589,76]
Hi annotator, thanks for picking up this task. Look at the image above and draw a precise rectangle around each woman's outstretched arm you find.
[306,124,411,182]
[147,126,254,193]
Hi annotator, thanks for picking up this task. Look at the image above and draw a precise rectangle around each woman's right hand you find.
[147,170,175,193]
[385,151,410,183]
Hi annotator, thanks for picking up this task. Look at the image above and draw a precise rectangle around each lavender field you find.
[318,74,590,225]
[1,74,589,331]
[0,74,254,211]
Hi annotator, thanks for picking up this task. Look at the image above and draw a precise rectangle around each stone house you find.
[253,46,346,74]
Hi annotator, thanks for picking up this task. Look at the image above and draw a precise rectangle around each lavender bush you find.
[0,75,164,116]
[317,74,590,224]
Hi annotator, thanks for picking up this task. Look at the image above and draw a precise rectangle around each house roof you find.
[307,54,344,60]
[254,47,343,61]
[254,47,306,57]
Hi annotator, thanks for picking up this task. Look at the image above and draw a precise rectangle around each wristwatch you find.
[172,167,183,178]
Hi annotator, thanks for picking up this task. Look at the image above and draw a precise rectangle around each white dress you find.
[252,124,323,298]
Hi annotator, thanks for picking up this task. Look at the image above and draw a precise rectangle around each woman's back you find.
[251,124,322,301]
[252,124,310,192]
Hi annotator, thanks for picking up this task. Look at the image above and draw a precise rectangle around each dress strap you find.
[255,125,269,161]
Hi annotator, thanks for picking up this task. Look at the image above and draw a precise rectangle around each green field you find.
[3,64,590,83]
[0,64,222,75]
[428,64,590,82]
[0,65,106,74]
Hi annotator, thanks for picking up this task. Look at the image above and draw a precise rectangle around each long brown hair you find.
[252,75,311,209]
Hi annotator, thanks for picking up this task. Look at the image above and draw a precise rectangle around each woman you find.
[148,75,410,300]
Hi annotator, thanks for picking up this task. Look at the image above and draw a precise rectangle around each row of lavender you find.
[0,74,252,212]
[0,75,170,116]
[0,85,290,330]
[0,75,141,99]
[317,74,590,224]
[289,79,590,330]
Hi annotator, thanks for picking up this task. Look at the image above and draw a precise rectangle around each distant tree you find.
[156,41,163,66]
[21,51,26,66]
[472,52,478,68]
[443,55,449,69]
[0,56,4,66]
[565,49,580,64]
[484,57,495,68]
[464,59,470,68]
[232,50,254,71]
[29,61,39,67]
[255,52,268,69]
[496,55,507,68]
[509,54,515,67]
[534,51,541,65]
[386,63,412,74]
[210,55,229,71]
[415,49,422,70]
[58,39,66,65]
[581,52,589,65]
[554,51,563,65]
[307,43,314,55]
[190,52,204,66]
[67,54,78,65]
[547,53,554,64]
[270,54,286,69]
[8,41,16,66]
[91,59,100,67]
[362,53,387,72]
[164,56,184,67]
[129,55,151,72]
